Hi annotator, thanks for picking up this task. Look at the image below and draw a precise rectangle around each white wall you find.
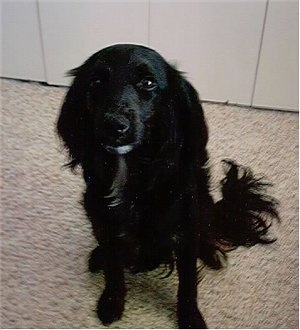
[149,0,267,105]
[1,0,46,81]
[252,0,299,111]
[38,0,149,86]
[1,0,298,111]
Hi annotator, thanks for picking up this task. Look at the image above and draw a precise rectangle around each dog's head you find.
[57,44,208,168]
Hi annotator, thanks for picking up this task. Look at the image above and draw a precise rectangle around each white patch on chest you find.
[104,155,127,207]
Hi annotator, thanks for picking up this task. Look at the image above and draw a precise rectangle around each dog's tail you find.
[211,159,280,252]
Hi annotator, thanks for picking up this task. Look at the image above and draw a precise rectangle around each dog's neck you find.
[104,155,127,207]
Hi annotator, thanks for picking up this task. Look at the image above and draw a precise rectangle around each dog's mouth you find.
[101,143,136,155]
[97,114,142,155]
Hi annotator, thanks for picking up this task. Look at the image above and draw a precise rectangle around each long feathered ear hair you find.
[56,53,100,169]
[170,67,209,168]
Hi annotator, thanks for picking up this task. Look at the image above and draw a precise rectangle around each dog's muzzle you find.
[99,113,137,155]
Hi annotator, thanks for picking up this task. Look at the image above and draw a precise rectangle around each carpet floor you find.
[0,78,298,329]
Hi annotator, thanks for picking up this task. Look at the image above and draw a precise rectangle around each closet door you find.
[149,0,267,105]
[1,0,46,82]
[38,0,149,86]
[252,0,299,111]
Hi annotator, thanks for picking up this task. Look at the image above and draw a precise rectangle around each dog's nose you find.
[116,121,130,134]
[104,115,130,135]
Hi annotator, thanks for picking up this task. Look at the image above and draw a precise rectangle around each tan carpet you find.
[0,78,298,329]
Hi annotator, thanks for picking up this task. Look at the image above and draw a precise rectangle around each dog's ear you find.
[171,68,209,167]
[56,60,96,169]
[57,77,90,169]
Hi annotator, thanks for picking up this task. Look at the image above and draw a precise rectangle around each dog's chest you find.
[103,154,178,205]
[97,155,181,272]
[103,155,127,207]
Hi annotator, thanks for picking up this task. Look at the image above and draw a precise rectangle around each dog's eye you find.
[137,77,157,91]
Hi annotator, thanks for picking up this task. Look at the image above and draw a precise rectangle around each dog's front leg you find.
[176,237,207,329]
[176,192,207,329]
[95,207,127,325]
[97,238,126,325]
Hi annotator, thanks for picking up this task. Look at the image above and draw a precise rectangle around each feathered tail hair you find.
[214,159,280,248]
[201,159,280,269]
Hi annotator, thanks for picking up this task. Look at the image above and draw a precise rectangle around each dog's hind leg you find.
[193,164,228,269]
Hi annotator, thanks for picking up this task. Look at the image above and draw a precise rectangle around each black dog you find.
[57,44,279,328]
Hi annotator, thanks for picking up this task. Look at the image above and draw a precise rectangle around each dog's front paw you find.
[97,289,125,325]
[178,305,207,329]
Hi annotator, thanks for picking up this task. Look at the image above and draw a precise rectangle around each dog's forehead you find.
[96,45,168,80]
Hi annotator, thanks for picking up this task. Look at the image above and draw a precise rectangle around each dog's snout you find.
[104,115,130,135]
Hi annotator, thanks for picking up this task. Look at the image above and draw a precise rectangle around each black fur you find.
[57,44,279,328]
